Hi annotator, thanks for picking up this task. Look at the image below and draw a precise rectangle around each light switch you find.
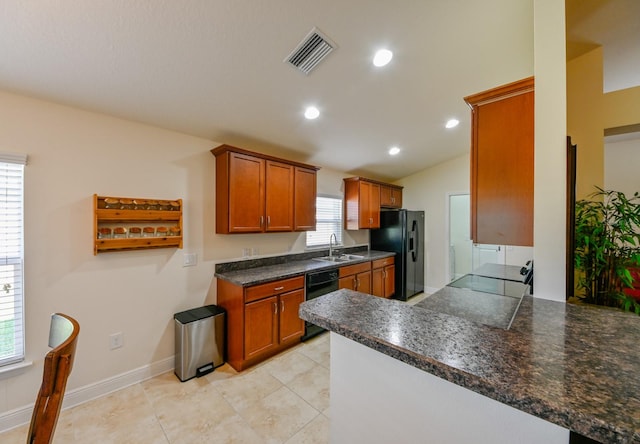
[183,253,197,267]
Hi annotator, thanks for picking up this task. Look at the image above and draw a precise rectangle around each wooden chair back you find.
[27,313,80,444]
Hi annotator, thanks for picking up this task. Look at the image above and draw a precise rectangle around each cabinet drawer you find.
[339,262,371,278]
[372,256,394,269]
[245,276,304,303]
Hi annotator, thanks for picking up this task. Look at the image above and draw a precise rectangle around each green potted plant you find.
[574,187,640,314]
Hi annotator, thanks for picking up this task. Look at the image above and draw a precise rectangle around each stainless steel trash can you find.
[174,305,225,382]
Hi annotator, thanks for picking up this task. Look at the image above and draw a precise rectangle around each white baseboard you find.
[0,356,174,433]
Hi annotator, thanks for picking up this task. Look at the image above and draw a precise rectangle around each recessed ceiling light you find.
[388,146,400,156]
[445,119,460,129]
[304,106,320,120]
[373,49,393,67]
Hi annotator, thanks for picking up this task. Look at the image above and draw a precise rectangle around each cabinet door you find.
[356,270,372,294]
[384,265,395,298]
[466,78,534,246]
[279,289,305,342]
[359,181,381,229]
[369,183,381,228]
[358,181,373,229]
[372,265,395,298]
[244,296,278,360]
[339,275,357,290]
[265,160,294,232]
[294,167,317,231]
[391,188,402,209]
[372,267,384,297]
[380,186,392,207]
[229,152,265,233]
[380,185,401,208]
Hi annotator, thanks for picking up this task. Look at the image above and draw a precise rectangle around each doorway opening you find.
[448,193,506,282]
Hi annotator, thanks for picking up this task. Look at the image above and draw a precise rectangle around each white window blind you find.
[0,153,27,367]
[306,196,343,248]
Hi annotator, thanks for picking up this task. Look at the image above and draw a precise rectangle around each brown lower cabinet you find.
[217,257,395,371]
[339,262,372,294]
[339,258,396,298]
[217,276,304,371]
[372,257,395,298]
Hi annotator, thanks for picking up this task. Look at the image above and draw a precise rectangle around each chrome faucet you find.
[329,233,337,257]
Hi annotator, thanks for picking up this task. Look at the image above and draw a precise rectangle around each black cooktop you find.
[447,274,528,299]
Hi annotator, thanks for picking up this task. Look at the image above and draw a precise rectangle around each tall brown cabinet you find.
[464,77,534,247]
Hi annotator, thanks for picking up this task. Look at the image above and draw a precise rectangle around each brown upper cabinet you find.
[293,166,317,231]
[344,177,403,230]
[211,145,319,234]
[464,77,534,247]
[380,184,403,208]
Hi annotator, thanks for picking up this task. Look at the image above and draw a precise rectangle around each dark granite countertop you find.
[214,249,394,287]
[299,289,640,443]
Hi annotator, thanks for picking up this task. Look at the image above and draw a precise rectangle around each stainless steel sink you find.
[312,254,365,263]
[339,254,364,260]
[313,256,349,263]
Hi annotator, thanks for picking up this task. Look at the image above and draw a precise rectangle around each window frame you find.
[306,194,343,249]
[0,153,27,367]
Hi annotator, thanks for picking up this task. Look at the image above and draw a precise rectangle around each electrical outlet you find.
[109,332,123,350]
[242,248,251,258]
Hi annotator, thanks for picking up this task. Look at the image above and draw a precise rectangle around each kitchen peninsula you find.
[299,289,640,443]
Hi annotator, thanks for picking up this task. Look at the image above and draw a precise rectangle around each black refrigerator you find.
[370,209,425,301]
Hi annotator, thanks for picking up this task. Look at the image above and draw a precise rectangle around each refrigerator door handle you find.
[411,220,418,262]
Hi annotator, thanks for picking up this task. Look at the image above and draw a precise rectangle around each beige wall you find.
[567,51,640,201]
[605,136,640,197]
[604,86,640,129]
[567,47,604,200]
[0,90,217,416]
[398,154,470,292]
[0,90,366,419]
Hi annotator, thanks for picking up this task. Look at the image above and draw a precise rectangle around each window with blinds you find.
[0,153,26,367]
[306,195,343,248]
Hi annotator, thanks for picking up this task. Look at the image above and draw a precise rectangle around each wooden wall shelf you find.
[93,195,183,254]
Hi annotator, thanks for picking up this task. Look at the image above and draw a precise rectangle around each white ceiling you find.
[0,1,538,181]
[1,2,636,182]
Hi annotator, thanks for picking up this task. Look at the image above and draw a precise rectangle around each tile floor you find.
[0,333,331,444]
[1,293,429,444]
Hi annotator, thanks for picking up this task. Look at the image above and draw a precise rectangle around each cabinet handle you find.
[281,300,285,312]
[274,286,284,291]
[267,215,270,228]
[353,277,358,289]
[260,216,264,227]
[273,302,278,314]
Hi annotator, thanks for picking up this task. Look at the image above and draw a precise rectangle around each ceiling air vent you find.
[285,27,337,75]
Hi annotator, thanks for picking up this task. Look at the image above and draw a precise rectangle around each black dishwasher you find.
[301,269,339,341]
